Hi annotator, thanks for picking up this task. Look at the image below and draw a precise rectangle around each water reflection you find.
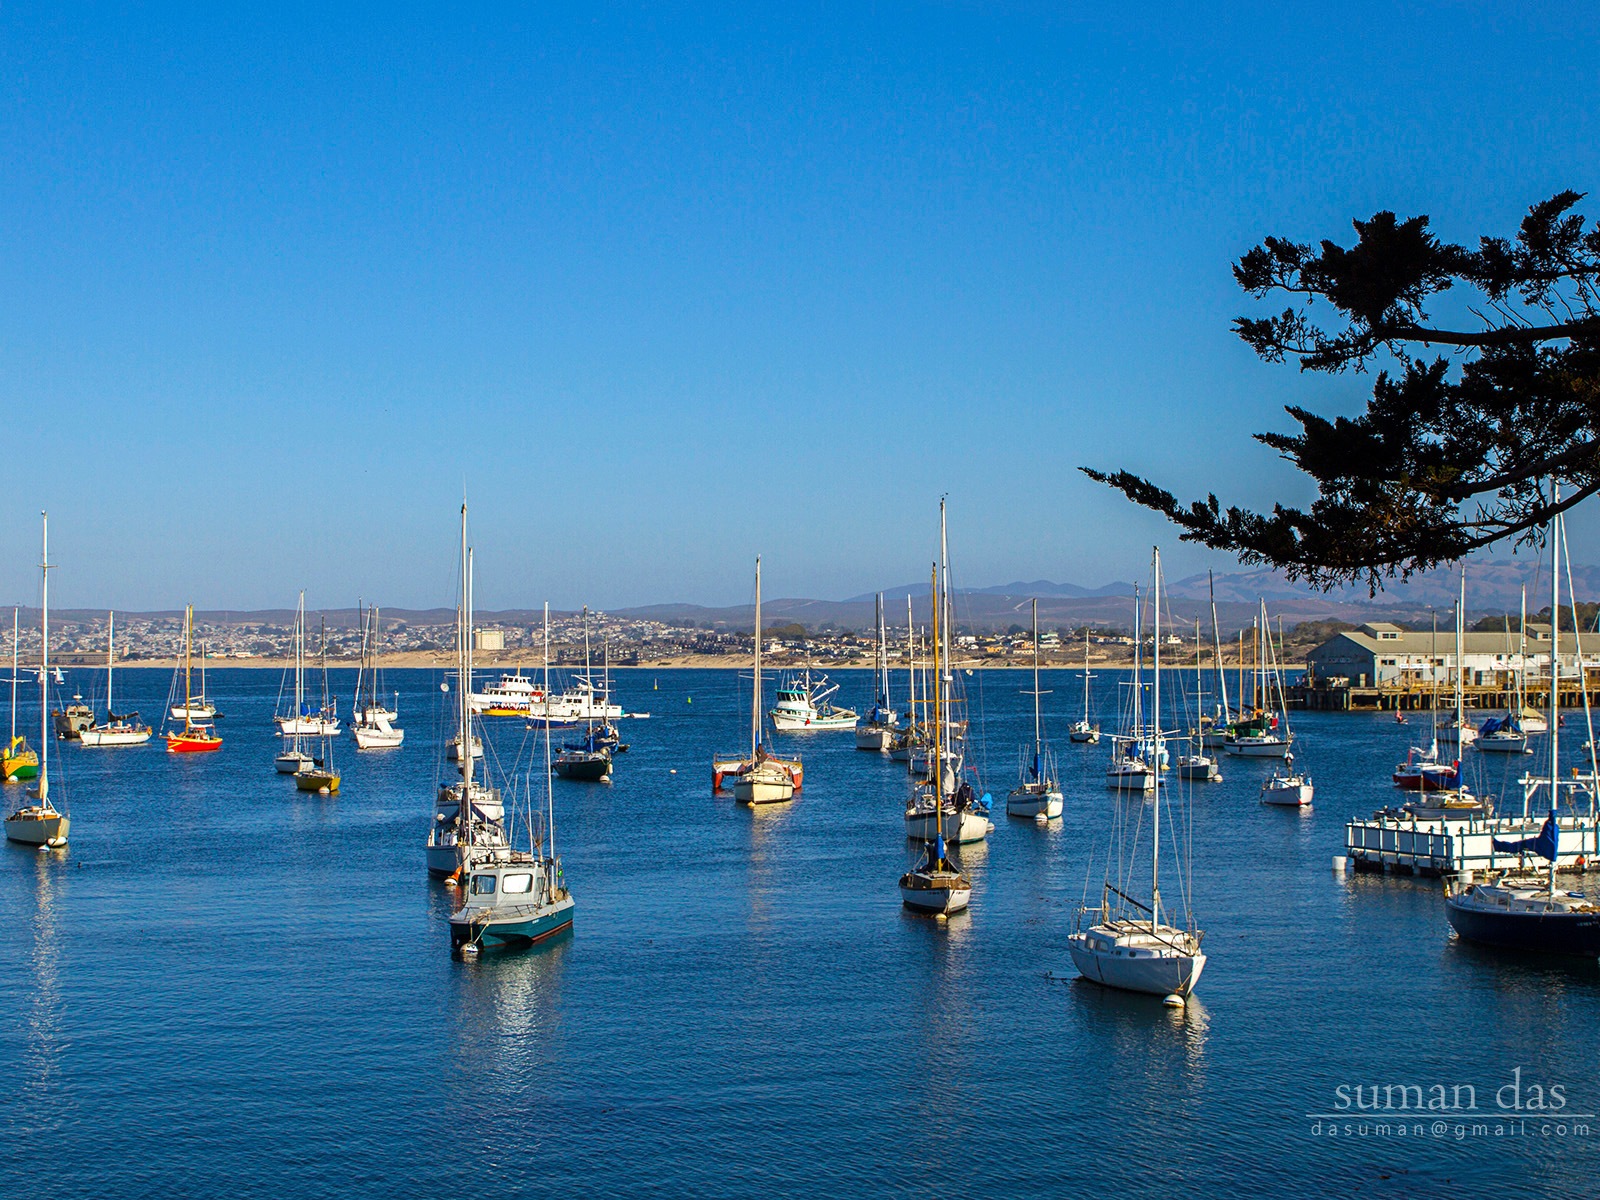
[447,931,571,1082]
[743,800,796,927]
[18,848,67,1139]
[1069,978,1211,1093]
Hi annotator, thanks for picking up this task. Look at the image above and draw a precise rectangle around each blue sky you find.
[4,3,1597,610]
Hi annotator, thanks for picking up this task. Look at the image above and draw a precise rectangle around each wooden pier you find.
[1293,679,1600,713]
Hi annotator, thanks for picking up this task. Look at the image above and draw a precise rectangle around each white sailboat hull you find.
[79,725,152,747]
[1106,766,1156,792]
[1067,932,1206,997]
[899,877,971,914]
[276,716,341,736]
[4,808,69,847]
[1006,786,1063,819]
[352,724,404,749]
[1261,779,1314,806]
[904,807,991,844]
[276,752,315,774]
[855,725,893,751]
[1223,737,1291,758]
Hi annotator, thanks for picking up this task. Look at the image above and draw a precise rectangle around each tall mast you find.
[38,513,49,805]
[295,592,305,733]
[1209,570,1230,721]
[931,561,943,820]
[1151,547,1162,919]
[1031,598,1042,752]
[906,595,916,731]
[1456,568,1466,723]
[352,603,367,719]
[458,503,474,789]
[1519,585,1528,713]
[10,608,18,745]
[1132,586,1143,737]
[107,610,115,718]
[752,558,762,757]
[1550,493,1562,897]
[184,605,194,729]
[545,601,555,863]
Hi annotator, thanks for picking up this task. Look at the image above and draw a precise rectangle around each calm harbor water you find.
[2,665,1596,1198]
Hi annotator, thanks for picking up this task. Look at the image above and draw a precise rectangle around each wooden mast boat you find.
[79,610,153,746]
[3,607,39,782]
[6,513,69,847]
[165,605,222,753]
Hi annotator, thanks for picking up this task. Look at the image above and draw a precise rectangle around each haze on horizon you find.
[4,6,1598,613]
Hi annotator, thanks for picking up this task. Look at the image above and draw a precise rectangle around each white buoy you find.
[461,943,479,957]
[1035,812,1048,825]
[669,769,677,774]
[1332,855,1348,875]
[1163,993,1185,1008]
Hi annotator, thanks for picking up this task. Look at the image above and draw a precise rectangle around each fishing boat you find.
[716,558,796,804]
[1260,754,1313,806]
[78,611,152,747]
[428,508,510,878]
[450,664,575,952]
[51,692,92,740]
[5,515,69,848]
[769,662,857,731]
[1446,506,1600,956]
[469,669,544,715]
[1069,547,1206,1000]
[165,607,223,753]
[905,506,994,844]
[274,595,340,737]
[1067,630,1100,743]
[351,604,404,749]
[3,609,39,782]
[293,619,341,793]
[1007,599,1063,820]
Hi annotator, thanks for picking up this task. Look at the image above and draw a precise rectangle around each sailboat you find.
[1067,629,1099,743]
[1221,602,1292,758]
[3,608,39,782]
[899,559,972,916]
[79,611,153,746]
[427,507,509,878]
[1198,572,1234,749]
[888,597,926,762]
[553,607,613,782]
[1437,570,1477,750]
[1007,599,1063,819]
[450,602,576,953]
[855,594,900,751]
[351,605,404,748]
[1106,587,1157,794]
[1260,753,1314,806]
[164,606,223,753]
[168,623,220,723]
[904,503,993,843]
[293,619,341,793]
[5,514,69,848]
[1069,547,1206,999]
[1176,621,1221,782]
[720,557,796,804]
[1446,504,1600,955]
[274,595,317,773]
[1478,589,1534,753]
[274,596,339,737]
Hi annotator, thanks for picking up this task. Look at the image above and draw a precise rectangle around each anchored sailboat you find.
[5,514,69,847]
[165,606,222,753]
[450,601,575,955]
[1069,547,1206,999]
[899,560,971,917]
[79,611,152,747]
[351,604,404,748]
[3,608,39,782]
[427,506,509,877]
[718,557,798,804]
[1007,598,1063,820]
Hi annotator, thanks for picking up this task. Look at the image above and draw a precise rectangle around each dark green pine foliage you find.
[1086,192,1600,592]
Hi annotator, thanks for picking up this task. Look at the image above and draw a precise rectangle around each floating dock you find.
[1345,776,1600,877]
